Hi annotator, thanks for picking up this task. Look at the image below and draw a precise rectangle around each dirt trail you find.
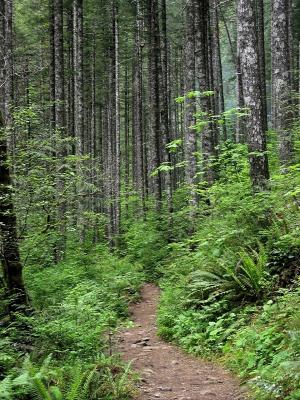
[118,284,246,400]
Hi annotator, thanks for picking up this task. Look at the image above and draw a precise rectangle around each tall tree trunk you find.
[0,1,27,309]
[49,1,56,133]
[271,0,294,165]
[132,0,144,206]
[210,0,227,141]
[184,0,197,206]
[236,7,246,143]
[195,0,217,186]
[124,57,130,218]
[0,113,27,308]
[67,7,74,153]
[256,0,268,134]
[54,0,65,133]
[4,0,13,130]
[147,0,162,209]
[91,26,98,243]
[73,0,85,241]
[112,0,121,241]
[107,67,114,243]
[0,2,5,113]
[53,0,66,260]
[237,0,269,190]
[160,0,173,214]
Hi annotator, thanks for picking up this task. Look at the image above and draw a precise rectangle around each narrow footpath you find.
[118,284,246,400]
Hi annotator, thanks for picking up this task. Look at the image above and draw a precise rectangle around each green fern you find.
[238,243,269,296]
[186,243,270,306]
[13,357,98,400]
[81,366,98,400]
[65,365,85,400]
[0,376,14,400]
[104,362,133,399]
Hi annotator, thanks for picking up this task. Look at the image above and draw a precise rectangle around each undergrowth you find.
[0,245,144,399]
[1,141,300,400]
[153,143,300,399]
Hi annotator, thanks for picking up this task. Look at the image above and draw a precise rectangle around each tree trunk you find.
[195,0,217,186]
[271,0,294,165]
[184,0,197,206]
[256,0,268,134]
[67,7,74,153]
[237,0,269,190]
[210,0,227,141]
[147,0,162,209]
[235,5,246,144]
[124,57,130,218]
[112,0,121,241]
[73,0,85,241]
[0,1,27,309]
[0,113,27,308]
[4,0,13,130]
[160,0,173,214]
[53,0,66,260]
[0,2,5,113]
[132,0,144,205]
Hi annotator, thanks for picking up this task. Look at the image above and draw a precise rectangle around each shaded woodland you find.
[0,0,300,399]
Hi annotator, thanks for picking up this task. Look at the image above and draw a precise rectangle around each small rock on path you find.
[118,284,246,400]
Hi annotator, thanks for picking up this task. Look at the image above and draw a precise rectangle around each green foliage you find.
[166,139,183,153]
[156,146,300,399]
[0,246,144,399]
[124,218,168,279]
[223,285,300,399]
[0,355,136,400]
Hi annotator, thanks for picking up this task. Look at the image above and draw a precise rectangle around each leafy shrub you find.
[157,155,300,399]
[0,246,144,399]
[0,355,136,400]
[124,218,168,278]
[223,284,300,399]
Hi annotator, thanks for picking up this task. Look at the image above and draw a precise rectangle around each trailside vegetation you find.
[0,0,300,399]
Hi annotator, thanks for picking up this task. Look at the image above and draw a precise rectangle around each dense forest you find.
[0,0,300,398]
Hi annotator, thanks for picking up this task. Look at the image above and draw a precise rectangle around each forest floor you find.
[117,284,247,400]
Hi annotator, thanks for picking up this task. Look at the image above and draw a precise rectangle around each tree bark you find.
[73,0,85,241]
[160,0,173,214]
[237,0,269,190]
[0,1,27,309]
[124,57,130,218]
[256,0,268,134]
[210,0,227,141]
[53,0,66,260]
[271,0,294,165]
[195,0,217,186]
[112,0,121,240]
[4,0,13,130]
[0,113,28,308]
[0,2,5,113]
[147,0,162,209]
[132,0,144,205]
[184,0,197,206]
[67,7,74,153]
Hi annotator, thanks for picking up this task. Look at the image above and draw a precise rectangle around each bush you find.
[157,156,300,399]
[223,284,300,399]
[0,246,144,399]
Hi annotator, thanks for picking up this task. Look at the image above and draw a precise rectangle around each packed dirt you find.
[118,284,247,400]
